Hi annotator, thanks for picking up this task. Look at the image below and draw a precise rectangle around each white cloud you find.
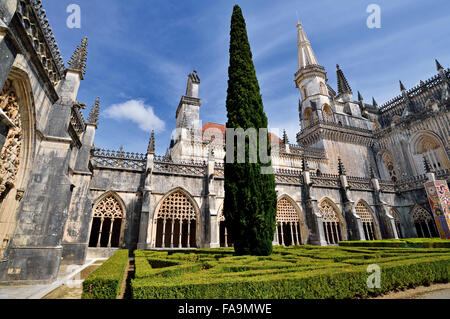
[104,99,165,133]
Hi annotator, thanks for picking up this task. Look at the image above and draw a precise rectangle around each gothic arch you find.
[88,191,127,248]
[377,150,399,183]
[153,187,200,248]
[390,207,403,238]
[409,131,449,174]
[275,195,307,246]
[322,104,334,123]
[319,82,327,96]
[0,68,36,258]
[409,205,438,238]
[355,200,381,240]
[318,197,346,244]
[303,107,313,128]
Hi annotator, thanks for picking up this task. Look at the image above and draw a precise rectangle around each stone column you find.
[137,153,154,250]
[206,155,219,248]
[371,176,398,239]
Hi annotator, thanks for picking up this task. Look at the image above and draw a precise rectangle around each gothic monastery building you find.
[0,1,449,283]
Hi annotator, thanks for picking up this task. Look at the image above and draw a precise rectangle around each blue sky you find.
[44,0,450,155]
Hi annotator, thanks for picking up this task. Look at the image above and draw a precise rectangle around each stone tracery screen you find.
[155,191,197,248]
[88,194,124,248]
[276,198,301,246]
[355,201,376,240]
[318,200,342,245]
[411,206,438,238]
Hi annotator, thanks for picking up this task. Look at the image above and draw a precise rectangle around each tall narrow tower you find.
[294,20,331,130]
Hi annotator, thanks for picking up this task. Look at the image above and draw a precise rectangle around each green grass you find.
[82,250,129,299]
[131,245,450,299]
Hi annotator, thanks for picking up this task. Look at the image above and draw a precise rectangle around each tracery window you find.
[88,194,124,248]
[355,201,376,240]
[381,151,398,183]
[155,190,197,248]
[322,104,334,123]
[320,82,327,96]
[276,197,302,246]
[390,208,403,238]
[412,134,449,173]
[411,206,438,238]
[301,86,308,100]
[318,200,342,245]
[304,108,313,128]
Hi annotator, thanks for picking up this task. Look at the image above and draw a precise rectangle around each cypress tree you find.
[223,5,277,256]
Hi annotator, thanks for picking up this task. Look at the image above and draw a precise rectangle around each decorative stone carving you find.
[0,80,22,198]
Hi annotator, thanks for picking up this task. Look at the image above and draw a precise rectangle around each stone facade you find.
[0,1,448,284]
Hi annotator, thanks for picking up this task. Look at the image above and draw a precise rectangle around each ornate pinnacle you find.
[399,80,406,91]
[282,129,289,144]
[369,166,376,178]
[338,157,346,175]
[301,157,309,171]
[372,97,378,107]
[147,130,155,154]
[87,97,100,126]
[423,156,432,173]
[336,64,352,95]
[68,37,88,79]
[357,91,363,102]
[435,59,443,71]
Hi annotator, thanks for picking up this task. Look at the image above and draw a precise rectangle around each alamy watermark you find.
[66,4,81,29]
[366,264,381,289]
[366,4,381,29]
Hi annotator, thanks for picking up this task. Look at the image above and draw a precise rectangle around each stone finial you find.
[399,80,406,92]
[282,129,289,144]
[435,59,443,71]
[337,157,346,175]
[87,96,100,126]
[68,37,88,79]
[147,130,155,154]
[357,91,363,102]
[423,155,432,173]
[336,64,352,95]
[301,157,309,171]
[163,148,170,160]
[372,97,378,107]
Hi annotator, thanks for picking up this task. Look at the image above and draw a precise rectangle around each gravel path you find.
[373,282,450,299]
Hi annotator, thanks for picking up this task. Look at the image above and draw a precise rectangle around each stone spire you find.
[357,91,363,102]
[68,37,88,79]
[282,129,289,144]
[436,59,443,71]
[337,157,346,175]
[336,65,352,95]
[296,19,319,70]
[372,97,378,107]
[399,80,406,92]
[423,155,432,173]
[87,97,100,126]
[147,130,155,154]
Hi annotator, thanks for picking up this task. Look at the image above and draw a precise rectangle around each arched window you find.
[322,104,334,123]
[301,86,308,100]
[88,194,124,248]
[411,206,438,238]
[355,201,377,240]
[380,151,398,183]
[390,208,403,238]
[218,209,233,248]
[276,197,302,246]
[304,108,313,128]
[320,82,327,96]
[318,199,343,245]
[155,190,197,248]
[412,133,449,173]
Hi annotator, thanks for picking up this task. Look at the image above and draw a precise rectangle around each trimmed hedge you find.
[82,250,129,299]
[132,256,449,299]
[131,246,450,299]
[339,238,450,248]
